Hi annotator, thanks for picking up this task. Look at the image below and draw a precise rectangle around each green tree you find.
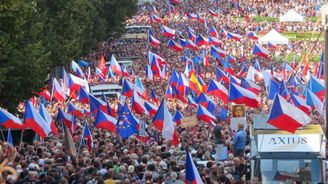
[0,0,50,112]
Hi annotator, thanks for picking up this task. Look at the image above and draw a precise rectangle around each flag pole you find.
[19,129,24,150]
[0,129,5,142]
[77,123,86,157]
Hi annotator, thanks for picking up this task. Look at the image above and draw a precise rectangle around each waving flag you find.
[82,123,93,152]
[211,46,227,58]
[146,64,154,80]
[169,70,179,87]
[195,34,208,46]
[247,32,259,40]
[0,108,25,129]
[237,64,248,77]
[117,115,138,140]
[229,83,259,108]
[172,110,183,125]
[151,55,161,77]
[189,73,203,95]
[162,25,176,37]
[208,9,218,17]
[71,60,85,79]
[252,44,269,59]
[209,36,223,46]
[150,4,158,14]
[177,73,189,95]
[196,92,210,108]
[78,87,89,104]
[307,76,325,101]
[24,101,51,139]
[95,109,117,132]
[185,148,203,184]
[148,31,161,47]
[110,55,122,76]
[68,73,89,94]
[89,94,107,116]
[196,105,216,124]
[150,14,162,23]
[57,108,73,129]
[268,95,311,133]
[131,89,147,115]
[216,68,229,84]
[144,101,158,116]
[150,89,160,105]
[121,79,134,97]
[197,74,207,92]
[241,78,261,95]
[39,104,58,136]
[306,90,323,115]
[153,100,179,145]
[67,102,84,117]
[51,78,65,102]
[229,75,241,85]
[97,55,108,77]
[169,4,177,15]
[207,79,228,104]
[187,13,198,20]
[223,60,234,75]
[187,29,197,41]
[168,39,183,52]
[227,32,242,41]
[180,39,198,50]
[290,94,310,115]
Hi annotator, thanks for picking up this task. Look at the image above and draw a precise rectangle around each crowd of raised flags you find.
[0,0,325,183]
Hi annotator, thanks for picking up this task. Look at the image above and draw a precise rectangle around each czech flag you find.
[151,56,161,77]
[177,73,190,95]
[195,34,208,46]
[150,14,162,23]
[78,86,89,104]
[51,78,65,102]
[146,64,154,80]
[252,44,269,59]
[197,74,207,92]
[24,101,51,139]
[162,25,176,37]
[148,31,161,47]
[307,75,325,101]
[152,100,179,146]
[169,69,179,87]
[196,92,210,108]
[237,64,248,77]
[229,83,259,108]
[211,46,227,58]
[268,94,311,133]
[151,89,160,105]
[110,55,122,76]
[144,101,158,116]
[172,110,183,125]
[121,79,134,97]
[57,108,73,129]
[89,94,107,116]
[131,89,147,115]
[71,60,85,79]
[216,68,229,84]
[247,32,259,40]
[290,94,310,115]
[39,104,58,136]
[209,36,223,46]
[196,105,216,124]
[229,75,241,85]
[306,89,323,115]
[227,32,242,41]
[68,73,89,94]
[82,123,93,152]
[180,39,198,50]
[187,29,197,41]
[95,109,117,132]
[185,148,203,184]
[0,108,25,129]
[223,60,234,75]
[241,78,261,95]
[207,79,228,104]
[67,102,84,117]
[168,39,183,52]
[208,9,218,17]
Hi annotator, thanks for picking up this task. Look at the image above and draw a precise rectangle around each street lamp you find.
[322,4,328,137]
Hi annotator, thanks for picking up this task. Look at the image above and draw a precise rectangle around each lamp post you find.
[322,4,328,138]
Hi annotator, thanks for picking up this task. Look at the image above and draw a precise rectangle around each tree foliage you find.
[0,0,137,111]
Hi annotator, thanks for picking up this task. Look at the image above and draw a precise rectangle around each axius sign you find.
[257,134,322,153]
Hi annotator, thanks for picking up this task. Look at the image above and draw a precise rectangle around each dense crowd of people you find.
[1,0,327,183]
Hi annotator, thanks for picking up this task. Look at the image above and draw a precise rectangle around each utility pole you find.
[322,4,328,138]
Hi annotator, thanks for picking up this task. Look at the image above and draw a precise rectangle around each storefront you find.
[250,114,326,183]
